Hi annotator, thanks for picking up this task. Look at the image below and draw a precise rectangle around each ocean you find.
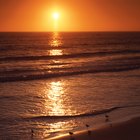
[0,32,140,139]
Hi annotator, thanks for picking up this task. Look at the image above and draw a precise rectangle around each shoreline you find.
[49,116,140,140]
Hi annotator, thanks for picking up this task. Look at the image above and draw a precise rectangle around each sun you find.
[52,12,60,20]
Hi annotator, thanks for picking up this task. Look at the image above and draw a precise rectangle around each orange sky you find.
[0,0,140,32]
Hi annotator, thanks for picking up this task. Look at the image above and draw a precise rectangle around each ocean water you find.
[0,32,140,139]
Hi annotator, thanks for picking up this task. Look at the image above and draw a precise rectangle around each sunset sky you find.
[0,0,140,32]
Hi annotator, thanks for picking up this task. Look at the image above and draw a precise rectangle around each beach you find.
[50,117,140,140]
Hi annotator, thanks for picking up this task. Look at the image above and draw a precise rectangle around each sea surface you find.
[0,32,140,139]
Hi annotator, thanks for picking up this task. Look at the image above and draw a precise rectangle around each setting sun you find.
[52,12,60,20]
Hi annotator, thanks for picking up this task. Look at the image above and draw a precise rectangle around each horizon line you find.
[0,30,140,33]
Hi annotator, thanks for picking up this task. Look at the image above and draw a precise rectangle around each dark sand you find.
[49,117,140,140]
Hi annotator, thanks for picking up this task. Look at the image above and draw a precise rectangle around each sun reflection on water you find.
[47,81,65,116]
[49,32,63,47]
[41,80,68,136]
[36,79,78,139]
[49,49,63,56]
[49,32,63,56]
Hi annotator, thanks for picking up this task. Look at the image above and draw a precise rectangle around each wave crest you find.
[26,105,140,121]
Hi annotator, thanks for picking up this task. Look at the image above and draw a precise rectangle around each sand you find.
[49,117,140,140]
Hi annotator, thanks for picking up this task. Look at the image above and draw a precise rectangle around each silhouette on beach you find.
[105,114,109,122]
[69,132,75,140]
[85,124,91,135]
[31,129,34,138]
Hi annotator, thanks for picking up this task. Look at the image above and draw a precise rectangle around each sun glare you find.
[53,12,59,20]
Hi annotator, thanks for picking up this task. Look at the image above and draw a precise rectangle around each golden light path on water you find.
[47,81,65,116]
[50,32,62,47]
[47,32,65,115]
[42,81,66,136]
[40,79,76,138]
[40,32,75,137]
[49,32,63,56]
